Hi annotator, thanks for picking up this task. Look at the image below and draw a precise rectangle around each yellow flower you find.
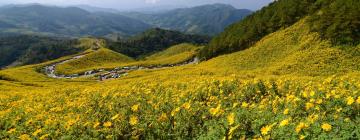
[7,128,16,133]
[228,125,240,139]
[316,99,323,104]
[241,102,248,108]
[158,113,168,122]
[283,108,289,115]
[40,134,49,140]
[19,134,31,140]
[295,122,308,133]
[182,102,191,110]
[261,124,274,135]
[111,114,120,120]
[305,102,314,110]
[209,104,221,116]
[171,107,180,116]
[106,135,113,139]
[232,103,239,108]
[32,128,42,136]
[310,91,315,97]
[279,118,291,127]
[357,97,360,104]
[227,113,235,125]
[103,121,112,127]
[299,135,306,140]
[346,96,355,105]
[321,123,332,132]
[93,121,100,128]
[129,115,139,126]
[131,104,140,112]
[307,114,319,124]
[344,118,351,122]
[302,92,308,98]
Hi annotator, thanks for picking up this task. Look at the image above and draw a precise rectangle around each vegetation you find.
[122,4,252,35]
[1,75,359,139]
[0,18,359,139]
[199,0,360,59]
[308,0,360,45]
[55,43,201,75]
[107,28,210,58]
[0,35,83,68]
[200,0,317,59]
[145,43,201,62]
[55,48,135,75]
[0,1,359,139]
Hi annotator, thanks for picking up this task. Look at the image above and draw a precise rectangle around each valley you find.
[43,45,200,80]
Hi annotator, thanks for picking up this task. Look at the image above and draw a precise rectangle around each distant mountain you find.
[0,4,151,37]
[129,5,186,13]
[75,5,120,13]
[121,4,252,35]
[107,28,210,58]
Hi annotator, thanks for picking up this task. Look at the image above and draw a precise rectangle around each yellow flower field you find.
[0,17,359,139]
[1,75,359,139]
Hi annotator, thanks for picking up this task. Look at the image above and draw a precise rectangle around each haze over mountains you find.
[121,4,252,35]
[0,4,151,37]
[0,3,252,37]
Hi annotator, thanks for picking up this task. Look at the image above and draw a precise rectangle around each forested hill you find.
[0,35,83,68]
[200,0,360,59]
[107,28,211,58]
[121,4,252,36]
[0,4,151,37]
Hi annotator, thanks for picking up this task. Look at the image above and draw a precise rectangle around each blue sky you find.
[0,0,273,10]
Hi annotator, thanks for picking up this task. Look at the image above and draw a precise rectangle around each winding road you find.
[43,52,199,81]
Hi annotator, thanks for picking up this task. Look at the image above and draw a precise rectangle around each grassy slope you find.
[55,43,201,75]
[204,19,360,77]
[139,43,202,65]
[124,19,360,82]
[55,48,135,75]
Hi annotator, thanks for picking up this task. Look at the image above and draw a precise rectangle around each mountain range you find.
[0,4,151,37]
[121,4,252,35]
[0,4,252,37]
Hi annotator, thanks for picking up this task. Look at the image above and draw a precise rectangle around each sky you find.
[0,0,273,10]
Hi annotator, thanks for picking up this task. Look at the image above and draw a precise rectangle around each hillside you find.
[107,28,210,58]
[0,4,151,37]
[200,0,360,59]
[196,19,360,77]
[0,35,83,68]
[121,4,252,35]
[55,48,135,75]
[55,43,201,75]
